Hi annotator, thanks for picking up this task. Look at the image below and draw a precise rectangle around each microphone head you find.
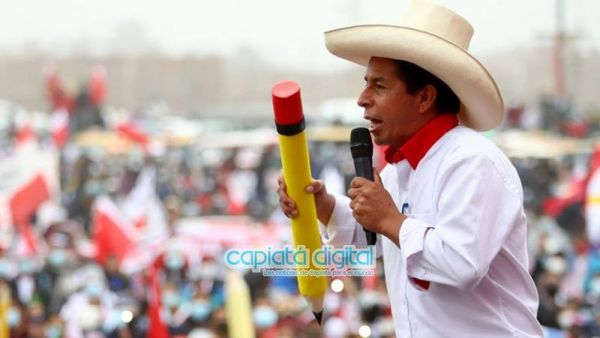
[350,127,373,159]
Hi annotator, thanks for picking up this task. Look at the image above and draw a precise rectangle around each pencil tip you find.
[313,311,323,325]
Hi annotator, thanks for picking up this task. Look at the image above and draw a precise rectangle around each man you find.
[277,0,543,337]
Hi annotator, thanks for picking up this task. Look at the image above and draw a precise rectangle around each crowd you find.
[0,115,599,338]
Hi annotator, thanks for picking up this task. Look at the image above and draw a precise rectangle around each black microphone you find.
[350,127,377,246]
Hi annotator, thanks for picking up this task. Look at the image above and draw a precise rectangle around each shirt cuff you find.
[400,217,432,282]
[318,194,354,241]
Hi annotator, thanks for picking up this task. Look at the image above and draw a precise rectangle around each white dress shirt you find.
[320,125,543,338]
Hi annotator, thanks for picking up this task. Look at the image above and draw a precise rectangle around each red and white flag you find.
[116,120,150,149]
[116,120,164,156]
[89,66,107,107]
[14,222,40,256]
[50,108,70,149]
[92,196,139,264]
[121,167,168,241]
[13,114,36,148]
[9,174,50,225]
[0,143,57,228]
[117,167,169,273]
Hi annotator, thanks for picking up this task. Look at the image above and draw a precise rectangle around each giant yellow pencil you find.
[0,281,10,338]
[272,80,327,324]
[225,269,255,338]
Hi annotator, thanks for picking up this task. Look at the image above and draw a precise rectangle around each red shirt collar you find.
[384,114,459,169]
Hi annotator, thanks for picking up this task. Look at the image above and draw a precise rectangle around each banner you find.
[0,143,58,228]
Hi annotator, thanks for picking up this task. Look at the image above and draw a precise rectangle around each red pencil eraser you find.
[272,80,304,125]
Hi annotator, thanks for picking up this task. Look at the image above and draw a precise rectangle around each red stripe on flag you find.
[9,174,50,225]
[134,214,147,230]
[52,125,69,149]
[92,208,136,264]
[117,122,150,147]
[16,222,38,256]
[15,124,35,146]
[51,111,70,148]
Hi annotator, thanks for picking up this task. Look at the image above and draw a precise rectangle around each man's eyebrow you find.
[364,75,385,83]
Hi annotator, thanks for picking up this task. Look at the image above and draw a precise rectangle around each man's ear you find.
[418,84,437,113]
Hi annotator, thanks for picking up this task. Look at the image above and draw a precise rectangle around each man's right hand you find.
[277,174,335,225]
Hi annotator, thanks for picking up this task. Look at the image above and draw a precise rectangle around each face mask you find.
[165,253,185,270]
[162,291,179,307]
[84,180,103,195]
[557,309,575,329]
[85,281,104,297]
[8,307,21,327]
[48,249,68,267]
[200,264,217,279]
[19,259,36,274]
[0,260,13,278]
[191,300,211,321]
[106,309,126,329]
[45,325,61,338]
[183,203,199,216]
[543,236,564,255]
[590,278,600,296]
[253,306,278,329]
[544,256,567,275]
[0,262,7,277]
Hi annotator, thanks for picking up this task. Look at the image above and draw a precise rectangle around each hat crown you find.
[399,0,473,50]
[323,0,504,131]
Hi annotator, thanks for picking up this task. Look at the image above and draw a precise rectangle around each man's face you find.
[358,57,422,149]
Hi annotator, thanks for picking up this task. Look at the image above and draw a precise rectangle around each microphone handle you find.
[353,156,377,246]
[354,157,374,181]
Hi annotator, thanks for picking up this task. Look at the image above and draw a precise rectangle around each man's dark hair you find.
[393,60,460,114]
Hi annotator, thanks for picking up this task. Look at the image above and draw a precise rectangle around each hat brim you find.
[325,25,503,131]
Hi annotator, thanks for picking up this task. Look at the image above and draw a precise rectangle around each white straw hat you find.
[324,0,503,131]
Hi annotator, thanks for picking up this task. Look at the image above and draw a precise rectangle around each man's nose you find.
[357,88,371,108]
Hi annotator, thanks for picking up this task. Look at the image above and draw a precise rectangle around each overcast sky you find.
[1,0,598,72]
